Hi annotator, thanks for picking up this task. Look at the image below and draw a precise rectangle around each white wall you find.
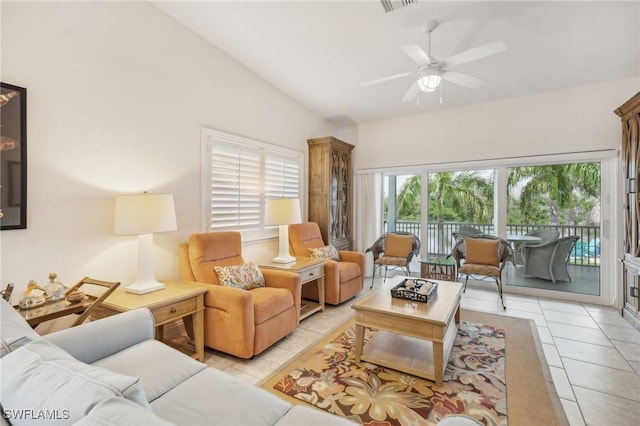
[0,1,335,295]
[355,77,638,171]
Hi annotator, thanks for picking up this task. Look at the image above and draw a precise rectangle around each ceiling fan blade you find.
[402,44,432,65]
[444,41,507,68]
[402,80,421,103]
[441,71,484,89]
[361,72,413,87]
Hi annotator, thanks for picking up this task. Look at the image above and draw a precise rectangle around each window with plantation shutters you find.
[202,128,303,240]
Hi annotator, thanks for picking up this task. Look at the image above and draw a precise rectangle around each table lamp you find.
[114,193,177,294]
[265,198,301,264]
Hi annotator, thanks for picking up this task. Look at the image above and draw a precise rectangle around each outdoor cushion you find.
[459,263,501,277]
[375,256,408,267]
[464,238,500,266]
[385,233,414,258]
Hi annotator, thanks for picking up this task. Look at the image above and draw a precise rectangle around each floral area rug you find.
[272,321,507,426]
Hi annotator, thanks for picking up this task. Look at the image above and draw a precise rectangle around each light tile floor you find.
[202,277,640,426]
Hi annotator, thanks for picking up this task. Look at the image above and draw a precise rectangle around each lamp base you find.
[272,254,296,264]
[125,280,165,295]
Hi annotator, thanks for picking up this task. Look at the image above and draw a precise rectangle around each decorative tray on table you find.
[390,278,438,303]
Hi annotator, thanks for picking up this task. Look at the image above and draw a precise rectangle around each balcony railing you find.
[385,221,600,266]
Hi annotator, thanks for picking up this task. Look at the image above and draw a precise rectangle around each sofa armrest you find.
[42,308,155,364]
[261,269,302,321]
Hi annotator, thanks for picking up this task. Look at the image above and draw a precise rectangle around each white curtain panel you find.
[355,172,383,277]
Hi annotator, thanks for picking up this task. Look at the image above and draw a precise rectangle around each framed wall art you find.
[1,82,27,230]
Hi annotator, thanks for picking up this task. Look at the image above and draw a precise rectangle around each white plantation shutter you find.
[210,142,261,230]
[202,128,303,240]
[264,152,300,199]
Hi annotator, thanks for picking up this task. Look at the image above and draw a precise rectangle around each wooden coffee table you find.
[352,276,462,386]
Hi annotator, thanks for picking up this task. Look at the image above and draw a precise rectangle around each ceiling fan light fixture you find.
[418,70,441,93]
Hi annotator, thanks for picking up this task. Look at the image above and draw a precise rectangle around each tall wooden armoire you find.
[615,92,640,327]
[307,137,354,250]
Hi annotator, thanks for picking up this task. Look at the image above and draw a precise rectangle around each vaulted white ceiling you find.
[152,1,640,126]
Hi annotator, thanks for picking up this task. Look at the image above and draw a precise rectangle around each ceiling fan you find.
[362,20,507,103]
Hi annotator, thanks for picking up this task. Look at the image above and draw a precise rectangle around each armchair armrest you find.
[261,269,302,321]
[42,308,155,364]
[339,250,365,274]
[323,259,340,282]
[202,283,253,316]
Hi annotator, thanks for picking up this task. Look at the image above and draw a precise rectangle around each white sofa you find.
[0,298,352,425]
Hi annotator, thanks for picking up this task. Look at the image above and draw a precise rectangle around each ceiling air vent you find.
[381,0,417,14]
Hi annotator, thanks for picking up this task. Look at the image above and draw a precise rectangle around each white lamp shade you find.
[265,198,302,226]
[114,193,177,235]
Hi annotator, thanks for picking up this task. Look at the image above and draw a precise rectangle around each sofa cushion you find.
[214,261,266,290]
[0,299,39,357]
[251,287,294,325]
[151,367,291,426]
[42,308,155,365]
[275,405,355,425]
[309,244,340,261]
[92,339,206,403]
[75,396,173,426]
[0,340,147,425]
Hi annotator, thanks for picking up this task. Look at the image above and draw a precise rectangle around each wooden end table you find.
[260,257,325,321]
[351,276,462,386]
[91,281,208,361]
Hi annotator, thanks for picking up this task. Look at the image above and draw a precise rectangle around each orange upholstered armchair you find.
[288,222,364,305]
[179,232,301,359]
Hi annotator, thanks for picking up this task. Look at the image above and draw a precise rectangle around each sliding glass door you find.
[380,160,604,302]
[504,163,601,296]
[426,170,495,256]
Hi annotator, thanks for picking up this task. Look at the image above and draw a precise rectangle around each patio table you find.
[507,234,542,265]
[506,234,542,244]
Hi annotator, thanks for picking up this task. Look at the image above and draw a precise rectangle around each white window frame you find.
[201,127,304,241]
